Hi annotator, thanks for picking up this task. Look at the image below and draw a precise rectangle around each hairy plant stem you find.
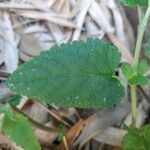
[130,85,137,126]
[133,6,150,66]
[138,6,143,24]
[131,3,150,127]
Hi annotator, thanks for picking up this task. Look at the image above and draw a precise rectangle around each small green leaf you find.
[57,124,68,141]
[122,62,135,79]
[122,60,149,86]
[129,74,148,85]
[122,125,150,150]
[1,113,40,150]
[137,59,148,74]
[6,38,124,108]
[144,38,150,59]
[123,124,130,130]
[120,0,148,7]
[7,95,22,106]
[0,103,14,120]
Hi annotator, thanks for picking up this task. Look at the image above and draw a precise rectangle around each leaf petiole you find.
[133,4,150,66]
[131,0,150,127]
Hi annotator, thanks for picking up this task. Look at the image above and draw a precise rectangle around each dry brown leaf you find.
[47,23,65,43]
[94,127,126,147]
[0,3,34,10]
[108,0,130,49]
[19,33,43,56]
[73,98,130,149]
[16,10,76,28]
[52,0,66,12]
[30,0,49,11]
[72,0,92,40]
[0,134,15,150]
[21,101,49,124]
[107,33,133,63]
[57,115,95,150]
[2,12,18,73]
[124,102,147,128]
[0,133,23,150]
[18,24,54,58]
[88,0,114,33]
[35,122,57,147]
[19,51,30,61]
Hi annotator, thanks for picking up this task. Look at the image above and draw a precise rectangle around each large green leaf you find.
[6,38,124,108]
[122,125,150,150]
[1,113,40,150]
[120,0,148,7]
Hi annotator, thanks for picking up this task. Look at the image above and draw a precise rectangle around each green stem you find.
[138,6,143,24]
[130,3,150,127]
[130,85,137,127]
[133,5,150,66]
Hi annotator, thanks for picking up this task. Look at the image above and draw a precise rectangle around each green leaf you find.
[57,124,68,141]
[120,0,148,7]
[129,74,148,85]
[1,113,40,150]
[7,95,22,106]
[121,62,135,79]
[137,59,148,74]
[122,60,149,86]
[6,38,124,108]
[123,124,130,130]
[144,38,150,59]
[122,125,150,150]
[0,103,14,120]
